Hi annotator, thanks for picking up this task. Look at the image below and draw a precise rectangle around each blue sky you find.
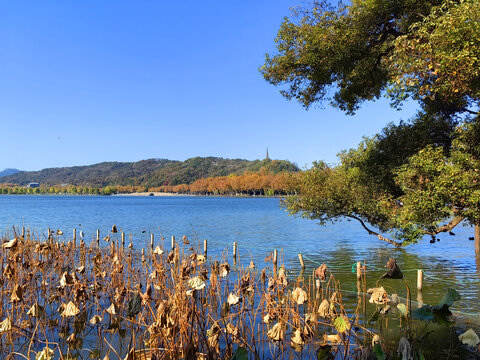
[0,1,418,171]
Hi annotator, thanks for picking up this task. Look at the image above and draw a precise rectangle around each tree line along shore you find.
[0,171,300,196]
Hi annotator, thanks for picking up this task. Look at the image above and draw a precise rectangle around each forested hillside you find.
[1,157,299,187]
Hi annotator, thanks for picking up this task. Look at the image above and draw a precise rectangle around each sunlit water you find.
[1,195,479,356]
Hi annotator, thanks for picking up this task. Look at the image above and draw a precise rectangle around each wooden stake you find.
[417,269,423,290]
[150,234,154,253]
[121,232,125,248]
[356,261,362,280]
[96,229,100,247]
[203,239,208,256]
[21,227,25,237]
[298,253,305,270]
[273,249,278,269]
[233,242,237,258]
[73,228,76,241]
[171,235,175,250]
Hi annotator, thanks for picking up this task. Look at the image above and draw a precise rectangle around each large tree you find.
[262,0,480,250]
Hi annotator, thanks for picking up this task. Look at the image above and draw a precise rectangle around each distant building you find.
[27,182,40,188]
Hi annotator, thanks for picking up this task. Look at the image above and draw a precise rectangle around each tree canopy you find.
[263,0,480,249]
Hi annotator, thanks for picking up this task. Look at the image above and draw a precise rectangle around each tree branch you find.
[345,214,403,247]
[423,216,464,236]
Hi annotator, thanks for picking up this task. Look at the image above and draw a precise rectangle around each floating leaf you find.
[230,347,248,360]
[0,318,12,334]
[437,288,461,308]
[188,276,206,290]
[36,346,54,360]
[397,303,408,318]
[291,287,308,305]
[126,293,142,317]
[333,315,350,333]
[316,345,333,360]
[61,302,80,317]
[459,328,480,347]
[374,343,386,360]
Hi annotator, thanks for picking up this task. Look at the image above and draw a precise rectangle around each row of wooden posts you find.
[27,226,425,291]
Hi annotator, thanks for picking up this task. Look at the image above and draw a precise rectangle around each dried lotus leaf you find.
[0,318,12,334]
[227,292,241,306]
[3,238,17,249]
[90,315,102,325]
[458,328,480,347]
[61,301,80,317]
[267,322,284,341]
[153,246,164,255]
[290,328,304,345]
[188,276,205,290]
[291,287,308,305]
[27,303,44,317]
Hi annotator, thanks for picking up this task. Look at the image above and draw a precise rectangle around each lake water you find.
[1,195,479,332]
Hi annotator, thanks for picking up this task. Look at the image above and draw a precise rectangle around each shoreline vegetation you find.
[0,226,474,359]
[0,171,300,197]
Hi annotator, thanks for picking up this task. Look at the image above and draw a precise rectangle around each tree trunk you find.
[476,224,480,254]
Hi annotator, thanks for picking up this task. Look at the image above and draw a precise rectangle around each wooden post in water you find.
[356,261,362,280]
[417,269,423,290]
[73,228,76,248]
[96,229,100,247]
[47,228,50,240]
[171,235,175,250]
[121,232,125,248]
[298,253,305,270]
[203,239,208,257]
[21,226,25,237]
[233,242,237,258]
[150,234,154,253]
[273,249,278,273]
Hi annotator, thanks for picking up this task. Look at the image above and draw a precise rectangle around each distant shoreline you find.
[114,192,195,197]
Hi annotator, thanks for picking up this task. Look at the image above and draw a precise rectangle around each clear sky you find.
[0,1,418,171]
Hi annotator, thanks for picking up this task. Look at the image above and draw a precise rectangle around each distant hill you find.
[0,168,20,178]
[0,157,299,187]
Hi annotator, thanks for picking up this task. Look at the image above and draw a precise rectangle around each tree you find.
[263,0,480,250]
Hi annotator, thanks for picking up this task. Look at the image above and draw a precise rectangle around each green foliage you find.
[0,157,299,188]
[412,288,461,326]
[261,0,444,113]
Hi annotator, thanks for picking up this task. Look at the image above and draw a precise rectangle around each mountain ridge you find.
[0,157,299,187]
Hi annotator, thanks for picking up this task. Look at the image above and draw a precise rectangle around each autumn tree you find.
[263,0,480,250]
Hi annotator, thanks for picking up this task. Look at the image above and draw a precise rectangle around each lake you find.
[1,195,479,334]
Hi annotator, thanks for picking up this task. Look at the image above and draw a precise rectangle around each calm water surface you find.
[1,195,479,327]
